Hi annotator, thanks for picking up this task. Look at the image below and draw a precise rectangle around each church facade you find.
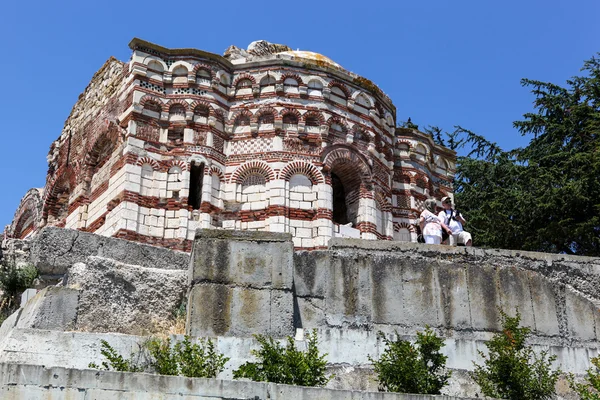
[6,39,455,251]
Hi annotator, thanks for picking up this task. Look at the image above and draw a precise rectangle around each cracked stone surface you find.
[28,227,189,276]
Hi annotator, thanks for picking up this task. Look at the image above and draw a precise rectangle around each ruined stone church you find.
[5,38,455,251]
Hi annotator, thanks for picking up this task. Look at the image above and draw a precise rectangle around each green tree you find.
[472,311,560,400]
[233,330,331,387]
[569,356,600,400]
[369,326,451,395]
[433,54,600,256]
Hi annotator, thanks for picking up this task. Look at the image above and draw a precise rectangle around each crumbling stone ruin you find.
[4,39,455,251]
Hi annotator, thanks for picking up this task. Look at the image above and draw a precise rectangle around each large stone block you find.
[29,227,189,276]
[466,265,501,331]
[16,287,79,331]
[188,230,295,338]
[187,284,293,337]
[528,271,560,336]
[65,256,187,334]
[190,229,293,290]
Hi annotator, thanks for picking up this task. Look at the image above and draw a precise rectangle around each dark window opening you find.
[332,173,349,224]
[168,128,184,145]
[306,116,320,127]
[283,114,298,124]
[189,162,204,210]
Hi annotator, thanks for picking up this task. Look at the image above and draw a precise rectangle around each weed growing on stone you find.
[146,336,228,378]
[369,326,451,394]
[88,336,228,379]
[233,329,331,387]
[569,356,600,400]
[472,310,560,400]
[88,340,143,372]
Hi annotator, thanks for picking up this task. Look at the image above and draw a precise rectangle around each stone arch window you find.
[282,113,298,131]
[188,161,205,210]
[395,227,412,242]
[235,78,253,96]
[289,174,314,211]
[397,142,410,156]
[356,93,371,108]
[143,101,162,118]
[305,115,320,133]
[196,69,211,85]
[169,104,186,121]
[240,173,267,203]
[283,77,299,94]
[355,93,371,114]
[330,86,347,106]
[234,114,251,134]
[258,112,274,130]
[146,60,164,80]
[260,75,276,93]
[194,104,209,123]
[167,166,183,199]
[140,164,155,197]
[436,157,448,174]
[415,144,428,162]
[172,66,188,84]
[307,80,323,96]
[330,122,345,138]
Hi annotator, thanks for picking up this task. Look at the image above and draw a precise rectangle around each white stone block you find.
[166,218,179,228]
[222,220,236,229]
[292,237,302,248]
[296,228,312,238]
[270,196,286,206]
[301,238,314,248]
[250,201,266,210]
[164,229,175,239]
[299,201,312,209]
[289,200,300,208]
[270,224,285,233]
[290,192,303,201]
[166,210,175,218]
[126,220,137,231]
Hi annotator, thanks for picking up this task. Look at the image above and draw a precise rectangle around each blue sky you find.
[0,0,598,229]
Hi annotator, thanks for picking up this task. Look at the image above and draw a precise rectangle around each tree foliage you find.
[472,311,560,400]
[369,326,451,395]
[569,356,600,400]
[435,54,600,256]
[233,330,331,387]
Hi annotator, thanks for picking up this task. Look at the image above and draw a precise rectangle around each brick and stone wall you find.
[7,39,456,251]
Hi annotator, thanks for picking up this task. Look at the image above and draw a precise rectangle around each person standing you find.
[438,196,472,246]
[420,198,452,245]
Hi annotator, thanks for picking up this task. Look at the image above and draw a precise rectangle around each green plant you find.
[89,336,228,379]
[472,310,560,400]
[88,339,143,372]
[146,336,228,378]
[0,263,38,307]
[233,329,331,387]
[369,326,450,394]
[569,356,600,400]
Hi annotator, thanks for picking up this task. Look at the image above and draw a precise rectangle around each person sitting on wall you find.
[419,198,452,245]
[438,196,472,247]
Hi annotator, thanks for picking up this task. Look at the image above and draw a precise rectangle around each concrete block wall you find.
[0,363,480,400]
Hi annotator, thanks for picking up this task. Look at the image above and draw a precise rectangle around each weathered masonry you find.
[5,39,455,251]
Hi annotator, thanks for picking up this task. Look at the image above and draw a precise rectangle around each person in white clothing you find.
[420,198,452,245]
[438,196,472,246]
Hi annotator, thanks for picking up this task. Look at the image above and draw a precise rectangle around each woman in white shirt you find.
[419,198,452,245]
